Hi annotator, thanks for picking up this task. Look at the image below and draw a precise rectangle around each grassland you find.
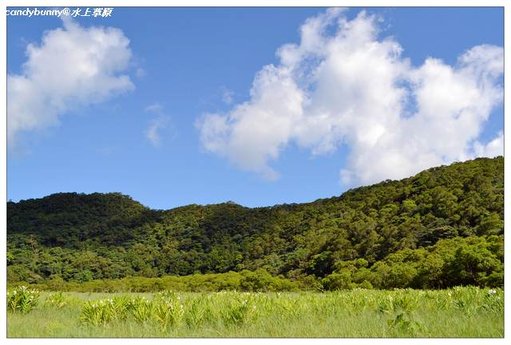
[7,286,503,338]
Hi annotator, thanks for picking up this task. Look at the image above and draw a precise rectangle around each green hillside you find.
[7,157,504,290]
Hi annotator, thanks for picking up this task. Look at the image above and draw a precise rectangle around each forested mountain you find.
[7,157,504,290]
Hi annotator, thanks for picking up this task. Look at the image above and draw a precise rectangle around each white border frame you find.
[1,1,508,344]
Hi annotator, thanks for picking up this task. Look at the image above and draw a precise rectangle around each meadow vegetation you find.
[7,286,504,337]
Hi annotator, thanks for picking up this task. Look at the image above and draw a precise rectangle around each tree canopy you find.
[7,157,504,290]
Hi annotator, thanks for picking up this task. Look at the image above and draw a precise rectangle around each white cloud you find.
[221,88,234,105]
[197,65,304,180]
[473,132,504,158]
[135,68,147,79]
[145,103,164,114]
[144,103,170,147]
[8,17,134,147]
[145,118,167,147]
[197,9,503,186]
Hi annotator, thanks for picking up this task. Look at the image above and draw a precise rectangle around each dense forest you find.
[7,157,504,291]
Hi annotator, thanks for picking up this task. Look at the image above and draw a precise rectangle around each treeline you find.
[10,270,301,293]
[7,157,504,290]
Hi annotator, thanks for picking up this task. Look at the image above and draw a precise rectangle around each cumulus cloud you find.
[197,9,503,186]
[473,131,503,158]
[8,17,134,147]
[144,103,170,147]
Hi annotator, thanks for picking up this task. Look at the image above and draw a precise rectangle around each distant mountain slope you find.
[7,157,503,289]
[8,192,155,247]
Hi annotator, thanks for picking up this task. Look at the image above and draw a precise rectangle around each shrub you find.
[80,299,116,326]
[221,295,257,326]
[153,292,184,330]
[44,291,68,309]
[7,286,40,314]
[129,297,153,323]
[322,272,354,290]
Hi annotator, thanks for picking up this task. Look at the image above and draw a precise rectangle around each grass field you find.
[7,286,503,338]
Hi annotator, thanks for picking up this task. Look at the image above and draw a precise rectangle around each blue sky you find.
[7,7,504,209]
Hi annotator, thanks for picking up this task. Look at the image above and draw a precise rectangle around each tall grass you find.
[7,287,504,338]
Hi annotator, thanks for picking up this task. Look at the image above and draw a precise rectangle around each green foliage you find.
[7,287,504,338]
[7,288,504,337]
[80,299,116,326]
[7,157,504,290]
[15,272,303,293]
[7,286,40,314]
[79,294,184,327]
[153,291,184,329]
[185,295,212,327]
[364,236,504,289]
[44,291,68,309]
[322,271,354,290]
[221,295,257,326]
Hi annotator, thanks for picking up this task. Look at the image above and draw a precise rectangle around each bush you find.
[322,272,354,290]
[7,286,40,314]
[79,292,186,328]
[80,299,116,326]
[221,295,257,326]
[153,291,184,329]
[44,291,68,309]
